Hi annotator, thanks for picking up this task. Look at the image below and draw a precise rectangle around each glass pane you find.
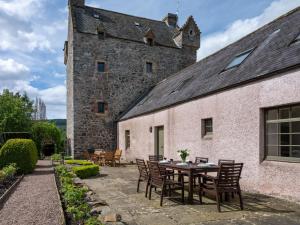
[280,146,290,157]
[267,146,278,156]
[266,109,278,120]
[205,119,212,127]
[280,122,290,133]
[292,134,300,145]
[279,108,290,119]
[291,106,300,118]
[280,134,290,145]
[98,103,105,113]
[98,62,105,72]
[266,134,278,145]
[226,50,252,69]
[266,123,278,133]
[292,121,300,133]
[292,146,300,158]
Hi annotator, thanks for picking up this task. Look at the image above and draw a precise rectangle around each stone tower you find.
[65,0,200,158]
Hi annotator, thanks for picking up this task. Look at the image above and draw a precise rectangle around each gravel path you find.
[0,160,64,225]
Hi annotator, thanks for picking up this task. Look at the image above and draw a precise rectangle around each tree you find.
[31,121,62,157]
[0,89,33,133]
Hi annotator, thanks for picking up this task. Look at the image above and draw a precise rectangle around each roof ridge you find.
[198,6,300,63]
[81,4,170,24]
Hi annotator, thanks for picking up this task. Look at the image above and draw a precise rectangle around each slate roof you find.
[120,7,300,121]
[72,5,179,48]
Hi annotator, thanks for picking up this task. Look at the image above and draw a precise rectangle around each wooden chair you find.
[114,149,122,166]
[198,163,244,212]
[148,161,184,206]
[149,155,163,161]
[218,159,235,165]
[136,159,150,197]
[195,157,209,164]
[103,151,116,166]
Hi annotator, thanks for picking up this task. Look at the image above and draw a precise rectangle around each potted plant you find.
[177,149,189,163]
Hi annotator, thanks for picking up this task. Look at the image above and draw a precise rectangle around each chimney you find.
[68,0,85,7]
[163,13,178,28]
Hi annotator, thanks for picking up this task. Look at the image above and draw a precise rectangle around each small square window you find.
[202,118,213,137]
[146,62,153,73]
[147,38,154,46]
[97,62,105,72]
[97,102,105,113]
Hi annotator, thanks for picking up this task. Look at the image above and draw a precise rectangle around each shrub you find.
[2,163,17,178]
[51,153,61,161]
[65,160,93,165]
[72,165,99,179]
[0,139,38,174]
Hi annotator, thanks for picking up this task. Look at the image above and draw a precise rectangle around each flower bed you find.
[55,165,102,225]
[0,164,22,201]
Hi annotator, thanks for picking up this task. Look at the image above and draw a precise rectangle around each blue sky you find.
[0,0,299,119]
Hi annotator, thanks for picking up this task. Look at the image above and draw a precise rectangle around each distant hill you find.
[49,119,66,131]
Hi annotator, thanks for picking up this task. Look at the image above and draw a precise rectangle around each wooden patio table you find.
[161,161,219,204]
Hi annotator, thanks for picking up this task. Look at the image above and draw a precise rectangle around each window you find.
[97,102,106,113]
[224,49,253,70]
[265,105,300,160]
[202,118,213,137]
[125,130,130,149]
[97,62,105,72]
[146,62,153,73]
[147,38,154,46]
[291,33,300,45]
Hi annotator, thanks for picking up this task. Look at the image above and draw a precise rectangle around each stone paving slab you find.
[0,160,64,225]
[84,165,300,225]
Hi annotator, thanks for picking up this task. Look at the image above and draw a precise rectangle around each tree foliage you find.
[31,121,62,156]
[0,89,33,133]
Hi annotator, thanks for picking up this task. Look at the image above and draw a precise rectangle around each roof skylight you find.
[224,48,254,70]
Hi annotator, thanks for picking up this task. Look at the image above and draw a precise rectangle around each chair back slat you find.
[136,159,148,179]
[195,157,208,164]
[114,149,122,159]
[217,163,243,189]
[149,155,163,161]
[148,161,163,186]
[218,159,235,165]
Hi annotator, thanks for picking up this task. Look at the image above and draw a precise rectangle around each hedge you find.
[65,160,93,165]
[72,165,99,179]
[0,139,38,174]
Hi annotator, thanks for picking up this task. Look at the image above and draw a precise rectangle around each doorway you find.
[155,126,164,156]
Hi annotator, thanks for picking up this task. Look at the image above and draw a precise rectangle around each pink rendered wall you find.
[118,69,300,201]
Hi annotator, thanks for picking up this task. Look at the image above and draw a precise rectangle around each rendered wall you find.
[118,69,300,201]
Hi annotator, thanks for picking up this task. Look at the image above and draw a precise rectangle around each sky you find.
[0,0,299,119]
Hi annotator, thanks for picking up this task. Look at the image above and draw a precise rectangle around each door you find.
[155,126,164,156]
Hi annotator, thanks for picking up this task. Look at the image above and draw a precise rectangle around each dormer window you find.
[291,33,300,45]
[147,38,154,46]
[223,48,254,71]
[97,62,105,72]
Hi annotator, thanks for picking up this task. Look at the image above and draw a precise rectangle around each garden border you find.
[53,169,67,225]
[0,175,24,210]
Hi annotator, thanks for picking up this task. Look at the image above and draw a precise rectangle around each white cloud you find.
[197,0,300,60]
[0,58,30,80]
[0,0,43,20]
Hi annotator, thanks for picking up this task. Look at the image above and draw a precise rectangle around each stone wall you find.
[69,30,197,157]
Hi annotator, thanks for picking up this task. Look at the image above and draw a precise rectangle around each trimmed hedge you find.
[65,160,93,165]
[0,139,38,174]
[72,165,99,179]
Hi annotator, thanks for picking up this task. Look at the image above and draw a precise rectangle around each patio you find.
[83,164,300,225]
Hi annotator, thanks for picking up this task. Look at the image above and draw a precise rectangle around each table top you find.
[159,161,219,172]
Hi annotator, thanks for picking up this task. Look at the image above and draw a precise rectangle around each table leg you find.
[188,170,194,204]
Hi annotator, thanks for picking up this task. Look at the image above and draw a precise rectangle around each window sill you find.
[264,156,300,163]
[202,135,213,140]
